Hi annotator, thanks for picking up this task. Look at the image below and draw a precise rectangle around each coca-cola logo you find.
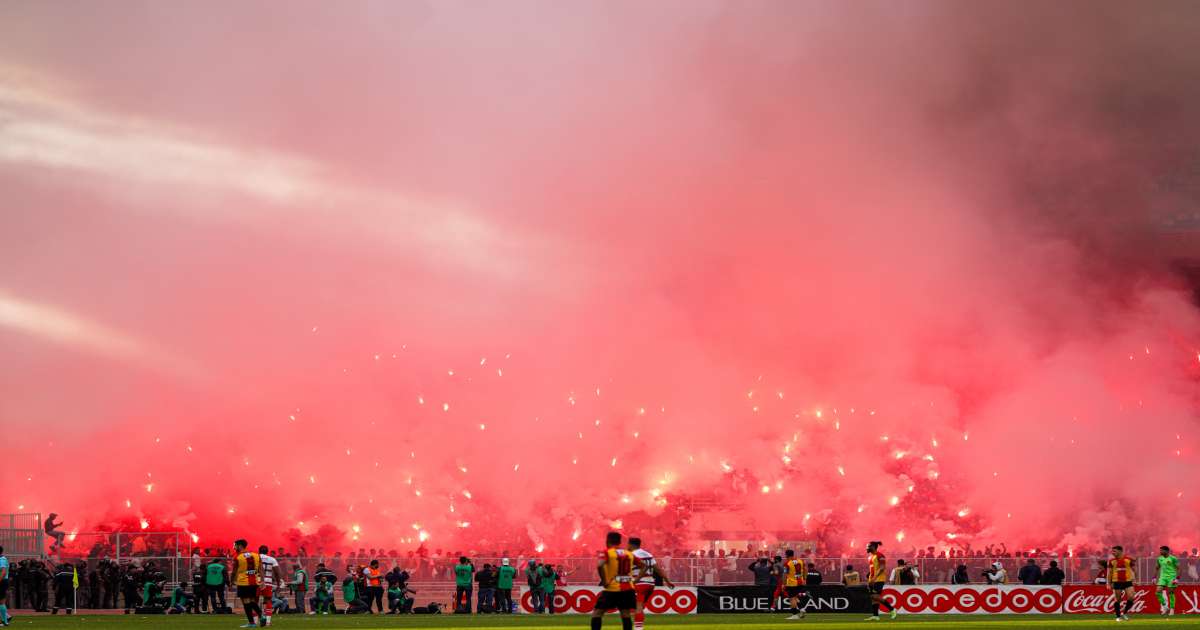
[1062,586,1151,614]
[518,587,696,614]
[884,586,1061,614]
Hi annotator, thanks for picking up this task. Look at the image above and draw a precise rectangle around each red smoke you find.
[1,0,1198,556]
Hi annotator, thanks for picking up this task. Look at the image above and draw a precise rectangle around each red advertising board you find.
[1062,585,1200,615]
[518,586,698,615]
[882,585,1062,614]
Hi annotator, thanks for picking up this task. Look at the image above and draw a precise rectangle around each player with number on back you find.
[592,532,645,630]
[628,537,674,630]
[1156,545,1179,616]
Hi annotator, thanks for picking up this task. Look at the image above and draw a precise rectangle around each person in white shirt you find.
[983,562,1008,585]
[629,537,675,630]
[257,546,281,627]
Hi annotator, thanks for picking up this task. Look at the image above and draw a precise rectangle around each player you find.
[1155,545,1179,616]
[865,541,897,621]
[231,540,263,629]
[0,545,11,627]
[781,549,808,620]
[1108,545,1136,622]
[628,537,675,630]
[591,531,644,630]
[256,546,280,627]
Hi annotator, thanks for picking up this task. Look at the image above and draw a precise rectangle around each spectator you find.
[290,563,307,614]
[312,576,334,615]
[889,559,919,585]
[842,564,861,586]
[475,563,496,613]
[951,564,970,584]
[1040,560,1064,585]
[342,569,367,614]
[167,581,192,614]
[270,591,290,615]
[205,558,227,612]
[1018,559,1042,585]
[749,557,773,586]
[538,563,557,614]
[44,515,67,552]
[983,561,1008,585]
[362,559,384,613]
[525,560,543,613]
[188,562,207,613]
[495,558,516,614]
[769,555,784,612]
[454,556,474,613]
[806,563,822,586]
[51,563,74,614]
[387,582,415,614]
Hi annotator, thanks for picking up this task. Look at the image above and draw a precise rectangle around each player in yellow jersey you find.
[1108,545,1136,621]
[782,549,809,620]
[591,532,644,630]
[230,539,263,628]
[866,541,896,621]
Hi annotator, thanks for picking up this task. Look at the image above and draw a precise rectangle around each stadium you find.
[2,0,1200,628]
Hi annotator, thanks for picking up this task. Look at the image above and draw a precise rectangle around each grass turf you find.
[3,614,1199,629]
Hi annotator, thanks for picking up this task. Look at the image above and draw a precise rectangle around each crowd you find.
[6,539,1198,616]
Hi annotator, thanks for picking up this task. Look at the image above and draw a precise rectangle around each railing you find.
[7,555,1198,611]
[0,512,43,559]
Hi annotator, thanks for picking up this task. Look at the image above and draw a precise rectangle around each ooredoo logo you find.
[885,586,1061,614]
[519,587,696,614]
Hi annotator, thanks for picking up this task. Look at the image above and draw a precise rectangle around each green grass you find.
[4,614,1199,629]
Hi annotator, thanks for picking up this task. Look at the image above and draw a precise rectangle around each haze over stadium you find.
[1,0,1199,558]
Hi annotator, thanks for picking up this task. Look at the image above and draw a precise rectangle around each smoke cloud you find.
[1,0,1198,555]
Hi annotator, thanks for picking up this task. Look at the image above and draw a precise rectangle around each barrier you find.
[517,586,697,614]
[1062,585,1200,615]
[695,585,872,614]
[883,585,1062,614]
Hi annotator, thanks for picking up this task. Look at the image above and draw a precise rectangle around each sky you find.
[1,0,1199,557]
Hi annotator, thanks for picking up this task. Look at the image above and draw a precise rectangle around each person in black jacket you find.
[50,563,74,614]
[1017,559,1042,585]
[1040,560,1065,585]
[475,564,497,613]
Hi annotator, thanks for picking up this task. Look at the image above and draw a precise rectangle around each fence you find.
[0,513,43,559]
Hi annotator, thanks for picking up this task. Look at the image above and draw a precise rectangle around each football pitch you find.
[6,615,1200,629]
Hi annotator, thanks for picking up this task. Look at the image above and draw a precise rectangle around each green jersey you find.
[539,567,556,593]
[205,562,226,586]
[497,565,516,589]
[1158,555,1179,580]
[455,563,474,587]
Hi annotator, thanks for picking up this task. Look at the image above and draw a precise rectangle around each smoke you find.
[1,0,1198,556]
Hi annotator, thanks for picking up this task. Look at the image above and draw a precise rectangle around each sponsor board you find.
[882,585,1062,614]
[517,586,697,614]
[1062,585,1200,615]
[696,585,873,614]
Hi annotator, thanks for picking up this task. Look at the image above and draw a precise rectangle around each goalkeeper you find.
[1155,545,1179,616]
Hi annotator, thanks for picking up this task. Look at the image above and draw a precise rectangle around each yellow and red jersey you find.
[234,551,261,587]
[1108,557,1135,583]
[868,551,887,583]
[784,558,807,587]
[601,547,637,592]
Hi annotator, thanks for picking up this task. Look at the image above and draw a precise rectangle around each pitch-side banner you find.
[1062,585,1200,615]
[882,585,1063,614]
[695,585,874,614]
[517,586,697,615]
